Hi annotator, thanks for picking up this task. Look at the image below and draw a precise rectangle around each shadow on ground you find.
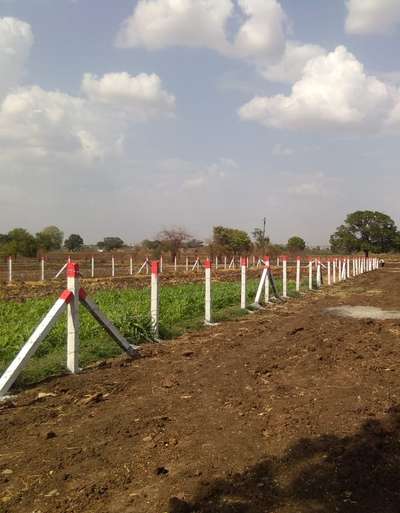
[169,406,400,513]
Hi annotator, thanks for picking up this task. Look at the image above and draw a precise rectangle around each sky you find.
[0,0,399,246]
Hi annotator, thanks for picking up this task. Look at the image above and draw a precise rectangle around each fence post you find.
[240,257,247,309]
[264,256,270,303]
[215,256,218,270]
[338,258,342,281]
[129,257,133,276]
[333,258,337,283]
[347,257,350,279]
[204,258,213,324]
[295,256,301,292]
[41,257,45,281]
[327,258,331,285]
[8,256,12,283]
[91,256,95,278]
[308,257,313,290]
[151,261,160,338]
[67,262,80,373]
[111,256,115,277]
[174,256,177,273]
[160,255,163,273]
[282,255,288,298]
[316,258,321,288]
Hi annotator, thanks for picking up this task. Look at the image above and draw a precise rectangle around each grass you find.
[0,276,299,388]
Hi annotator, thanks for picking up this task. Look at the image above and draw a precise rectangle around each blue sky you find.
[0,0,399,246]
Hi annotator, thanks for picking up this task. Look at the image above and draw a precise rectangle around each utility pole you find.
[262,217,267,252]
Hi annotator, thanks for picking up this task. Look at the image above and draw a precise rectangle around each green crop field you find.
[0,277,300,388]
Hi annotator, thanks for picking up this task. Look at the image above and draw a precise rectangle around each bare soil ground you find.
[1,261,400,512]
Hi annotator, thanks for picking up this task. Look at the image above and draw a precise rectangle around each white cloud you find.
[346,0,400,35]
[115,0,319,83]
[261,41,326,83]
[233,0,287,59]
[0,17,33,98]
[115,0,233,53]
[81,72,175,121]
[0,72,175,164]
[239,46,398,132]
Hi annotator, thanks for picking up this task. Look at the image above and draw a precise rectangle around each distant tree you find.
[65,234,84,252]
[252,228,270,252]
[98,237,125,251]
[330,211,399,254]
[158,227,191,260]
[141,239,164,258]
[185,238,204,249]
[213,226,251,254]
[36,226,64,251]
[1,228,38,257]
[287,236,306,252]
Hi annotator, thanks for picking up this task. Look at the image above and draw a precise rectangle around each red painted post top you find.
[151,260,159,275]
[60,290,74,303]
[264,256,270,266]
[240,257,246,266]
[308,256,313,262]
[281,255,288,261]
[204,258,212,269]
[67,262,80,277]
[296,256,301,261]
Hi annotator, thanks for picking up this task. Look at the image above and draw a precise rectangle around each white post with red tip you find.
[282,255,288,298]
[151,261,160,337]
[240,257,247,309]
[264,256,270,304]
[327,259,331,286]
[111,256,115,277]
[204,259,213,324]
[67,262,80,373]
[91,256,95,278]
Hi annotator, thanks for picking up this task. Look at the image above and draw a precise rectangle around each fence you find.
[0,255,380,398]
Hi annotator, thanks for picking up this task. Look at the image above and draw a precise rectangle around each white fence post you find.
[338,258,342,282]
[215,256,219,270]
[185,256,189,272]
[240,257,247,309]
[333,258,337,283]
[41,257,45,281]
[151,261,160,338]
[224,256,227,270]
[67,262,80,374]
[327,258,331,285]
[316,258,321,288]
[91,256,95,278]
[204,258,213,324]
[129,257,133,276]
[111,256,115,277]
[282,255,288,298]
[174,256,177,273]
[308,257,313,290]
[160,255,163,273]
[8,256,12,283]
[347,257,350,279]
[296,256,301,292]
[264,256,270,304]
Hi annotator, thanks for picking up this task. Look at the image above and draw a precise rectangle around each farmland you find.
[0,259,399,513]
[0,274,299,386]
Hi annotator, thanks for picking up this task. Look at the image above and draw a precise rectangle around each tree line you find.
[1,210,398,259]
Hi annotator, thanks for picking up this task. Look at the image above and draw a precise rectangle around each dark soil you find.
[1,261,400,512]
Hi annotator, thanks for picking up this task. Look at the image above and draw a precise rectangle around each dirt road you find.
[1,262,400,512]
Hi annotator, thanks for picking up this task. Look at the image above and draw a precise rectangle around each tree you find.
[213,226,252,254]
[65,234,84,252]
[287,236,306,252]
[98,237,125,251]
[252,228,270,251]
[330,211,399,253]
[158,227,191,260]
[1,228,37,257]
[36,226,64,251]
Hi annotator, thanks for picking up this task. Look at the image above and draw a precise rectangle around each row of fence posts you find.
[3,254,379,287]
[0,255,379,398]
[149,255,380,335]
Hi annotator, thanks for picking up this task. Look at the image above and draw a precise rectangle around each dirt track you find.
[1,262,400,512]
